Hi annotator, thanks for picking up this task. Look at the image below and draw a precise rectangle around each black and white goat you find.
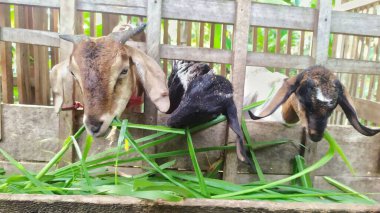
[246,65,380,142]
[167,60,251,164]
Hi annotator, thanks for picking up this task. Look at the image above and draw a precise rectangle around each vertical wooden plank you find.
[50,9,59,69]
[220,24,227,77]
[199,22,205,47]
[26,7,35,104]
[76,12,84,34]
[59,0,77,163]
[275,29,281,54]
[186,21,192,46]
[299,31,305,56]
[312,0,332,65]
[286,30,292,75]
[145,0,162,156]
[223,0,251,183]
[0,4,13,103]
[263,28,268,53]
[163,19,169,75]
[209,23,215,68]
[34,7,49,105]
[90,13,96,37]
[15,5,31,104]
[102,14,119,35]
[252,27,257,52]
[176,20,181,45]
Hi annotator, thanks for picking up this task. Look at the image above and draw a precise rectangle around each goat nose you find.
[309,132,323,142]
[90,123,103,134]
[86,118,104,135]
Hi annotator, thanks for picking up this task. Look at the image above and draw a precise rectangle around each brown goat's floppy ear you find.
[338,84,380,136]
[249,75,299,120]
[127,46,170,113]
[49,59,72,114]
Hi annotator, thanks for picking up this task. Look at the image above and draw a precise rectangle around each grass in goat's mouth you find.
[0,102,377,204]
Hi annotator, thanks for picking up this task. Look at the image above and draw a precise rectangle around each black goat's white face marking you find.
[175,60,212,91]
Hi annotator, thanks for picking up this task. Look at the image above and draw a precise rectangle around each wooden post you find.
[145,0,162,154]
[32,7,49,105]
[59,0,77,163]
[15,6,31,104]
[312,0,332,65]
[223,0,251,183]
[0,4,13,104]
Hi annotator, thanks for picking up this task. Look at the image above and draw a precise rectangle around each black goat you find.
[167,60,252,165]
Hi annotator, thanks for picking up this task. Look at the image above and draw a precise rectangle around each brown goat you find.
[50,24,170,137]
[249,66,380,142]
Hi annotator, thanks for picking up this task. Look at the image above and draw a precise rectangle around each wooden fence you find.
[330,0,380,125]
[0,0,380,181]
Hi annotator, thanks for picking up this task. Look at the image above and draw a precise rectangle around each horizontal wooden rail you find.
[335,0,379,11]
[1,27,60,47]
[0,0,379,37]
[1,27,380,74]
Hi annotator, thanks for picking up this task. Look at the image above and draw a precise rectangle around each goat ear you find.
[338,83,380,136]
[127,46,170,113]
[249,75,299,120]
[50,60,71,114]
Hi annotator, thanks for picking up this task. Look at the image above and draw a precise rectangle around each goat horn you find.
[59,34,89,44]
[109,23,147,44]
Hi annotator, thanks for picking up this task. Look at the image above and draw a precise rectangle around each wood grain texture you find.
[312,0,332,65]
[15,5,31,104]
[0,194,378,212]
[0,4,13,104]
[223,0,251,183]
[58,0,77,164]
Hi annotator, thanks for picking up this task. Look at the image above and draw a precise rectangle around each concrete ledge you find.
[0,194,378,213]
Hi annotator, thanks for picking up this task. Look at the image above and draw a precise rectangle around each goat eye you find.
[70,71,77,80]
[120,68,129,75]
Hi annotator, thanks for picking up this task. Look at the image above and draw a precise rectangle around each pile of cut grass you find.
[0,102,377,204]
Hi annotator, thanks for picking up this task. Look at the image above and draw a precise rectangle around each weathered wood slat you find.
[326,58,380,75]
[312,0,332,65]
[143,0,163,159]
[58,0,76,165]
[331,11,380,37]
[0,4,13,104]
[335,0,379,11]
[251,3,315,30]
[223,0,251,183]
[1,27,60,47]
[0,0,380,38]
[15,6,31,104]
[353,98,380,124]
[32,7,49,105]
[160,45,231,64]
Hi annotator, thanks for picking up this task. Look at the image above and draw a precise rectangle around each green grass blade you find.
[189,115,226,132]
[72,136,92,191]
[83,135,93,160]
[186,128,210,197]
[243,100,266,111]
[115,120,128,185]
[0,148,53,194]
[206,158,223,178]
[113,122,185,135]
[294,155,313,188]
[212,132,336,199]
[323,176,376,204]
[324,130,355,175]
[133,160,176,179]
[241,118,266,182]
[124,126,203,198]
[25,126,86,189]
